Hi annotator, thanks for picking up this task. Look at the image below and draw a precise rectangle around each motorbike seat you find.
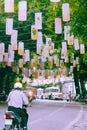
[5,111,21,123]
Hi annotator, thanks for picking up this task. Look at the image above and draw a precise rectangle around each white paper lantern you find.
[80,44,85,54]
[6,18,13,35]
[46,37,52,44]
[18,1,27,21]
[62,41,67,50]
[18,41,24,55]
[35,12,42,30]
[68,35,74,45]
[24,50,30,62]
[55,18,62,34]
[19,59,24,68]
[62,3,70,22]
[64,26,70,40]
[4,0,14,13]
[11,30,18,50]
[8,50,14,62]
[8,44,12,55]
[4,53,8,62]
[37,32,43,54]
[0,55,3,62]
[0,43,5,56]
[49,43,54,54]
[37,31,43,46]
[74,38,79,50]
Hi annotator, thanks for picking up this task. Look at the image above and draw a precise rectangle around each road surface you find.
[0,99,87,130]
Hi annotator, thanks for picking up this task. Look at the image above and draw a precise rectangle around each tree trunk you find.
[73,68,80,96]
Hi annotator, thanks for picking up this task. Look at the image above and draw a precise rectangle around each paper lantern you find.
[61,42,67,57]
[60,60,64,68]
[29,69,32,77]
[64,26,70,40]
[62,41,67,50]
[65,55,69,63]
[77,65,80,71]
[18,1,27,21]
[31,59,36,69]
[42,45,49,58]
[54,55,59,66]
[8,50,14,62]
[73,60,76,67]
[24,50,30,62]
[46,38,52,52]
[38,57,44,70]
[41,55,46,62]
[11,30,18,50]
[23,68,29,77]
[37,32,43,54]
[4,53,8,62]
[4,0,14,13]
[80,44,85,54]
[32,70,38,79]
[55,18,62,34]
[48,56,53,68]
[46,43,51,51]
[68,35,74,45]
[47,70,52,79]
[0,43,5,56]
[49,43,54,54]
[0,55,3,62]
[47,70,51,77]
[35,12,42,29]
[37,47,41,54]
[19,59,23,68]
[18,41,24,55]
[62,68,68,76]
[62,3,70,22]
[8,44,12,55]
[70,66,73,73]
[31,25,38,40]
[42,70,45,77]
[58,68,62,76]
[74,38,79,50]
[22,68,29,77]
[37,32,43,46]
[6,18,13,35]
[61,49,66,59]
[76,57,79,65]
[46,37,52,44]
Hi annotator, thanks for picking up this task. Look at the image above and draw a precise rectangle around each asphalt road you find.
[0,99,87,130]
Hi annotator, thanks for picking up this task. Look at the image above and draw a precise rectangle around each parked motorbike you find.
[3,110,22,130]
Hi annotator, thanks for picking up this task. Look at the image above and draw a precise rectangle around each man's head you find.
[14,82,22,89]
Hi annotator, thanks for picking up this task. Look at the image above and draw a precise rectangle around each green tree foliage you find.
[0,0,87,96]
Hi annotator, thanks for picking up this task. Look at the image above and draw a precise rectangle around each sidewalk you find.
[71,104,87,130]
